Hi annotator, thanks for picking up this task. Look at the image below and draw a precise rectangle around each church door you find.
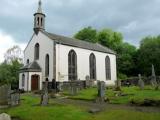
[31,75,39,91]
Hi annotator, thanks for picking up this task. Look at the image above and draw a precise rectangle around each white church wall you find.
[19,72,29,91]
[24,31,54,82]
[56,44,117,86]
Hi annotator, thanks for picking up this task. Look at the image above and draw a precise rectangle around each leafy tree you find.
[74,26,97,43]
[0,60,22,85]
[137,36,160,76]
[97,29,123,50]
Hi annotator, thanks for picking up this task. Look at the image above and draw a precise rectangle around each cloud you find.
[0,30,26,63]
[1,0,160,47]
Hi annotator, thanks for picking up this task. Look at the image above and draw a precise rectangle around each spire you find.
[33,0,46,34]
[37,0,42,13]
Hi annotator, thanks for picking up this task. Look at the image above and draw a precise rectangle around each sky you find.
[1,0,160,62]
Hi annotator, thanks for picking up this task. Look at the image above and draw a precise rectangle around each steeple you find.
[34,0,45,34]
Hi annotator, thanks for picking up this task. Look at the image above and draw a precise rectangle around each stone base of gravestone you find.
[0,113,11,120]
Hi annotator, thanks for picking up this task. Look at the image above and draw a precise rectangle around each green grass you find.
[1,94,89,120]
[64,86,160,104]
[1,93,160,120]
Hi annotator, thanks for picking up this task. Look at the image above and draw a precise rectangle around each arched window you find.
[34,43,39,60]
[45,54,49,76]
[37,17,39,25]
[27,59,29,64]
[41,18,43,26]
[22,74,25,87]
[68,50,77,80]
[105,56,111,80]
[89,53,96,80]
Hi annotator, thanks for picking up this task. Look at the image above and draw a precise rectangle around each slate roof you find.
[42,31,116,54]
[20,61,41,72]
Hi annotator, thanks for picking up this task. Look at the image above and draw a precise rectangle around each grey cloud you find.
[0,0,160,46]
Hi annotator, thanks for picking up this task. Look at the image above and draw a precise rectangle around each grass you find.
[64,86,160,104]
[1,93,160,120]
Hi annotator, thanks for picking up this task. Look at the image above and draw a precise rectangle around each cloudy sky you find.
[0,0,160,62]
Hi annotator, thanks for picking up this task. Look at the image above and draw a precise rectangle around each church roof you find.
[42,31,116,55]
[20,61,41,72]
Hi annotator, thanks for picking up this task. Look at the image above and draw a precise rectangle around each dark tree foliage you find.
[74,26,97,43]
[0,60,22,85]
[137,36,160,76]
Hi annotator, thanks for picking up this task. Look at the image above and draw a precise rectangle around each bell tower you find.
[34,0,45,34]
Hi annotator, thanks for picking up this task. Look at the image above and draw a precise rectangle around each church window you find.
[41,18,43,26]
[22,74,25,87]
[68,50,77,80]
[45,54,49,76]
[105,56,111,80]
[34,43,39,60]
[27,59,29,64]
[89,53,96,80]
[37,17,40,25]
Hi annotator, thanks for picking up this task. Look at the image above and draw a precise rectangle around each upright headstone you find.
[40,81,49,106]
[70,81,78,96]
[96,81,106,103]
[115,80,121,91]
[8,90,20,106]
[0,113,11,120]
[138,74,144,90]
[0,85,11,106]
[85,75,90,88]
[151,64,158,89]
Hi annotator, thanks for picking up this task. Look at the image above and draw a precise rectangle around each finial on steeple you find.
[37,0,42,13]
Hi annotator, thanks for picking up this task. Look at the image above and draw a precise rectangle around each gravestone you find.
[96,81,106,103]
[40,81,49,106]
[0,113,11,120]
[115,80,121,91]
[85,75,90,88]
[70,81,77,95]
[7,90,20,106]
[151,64,158,89]
[138,74,144,90]
[0,85,11,106]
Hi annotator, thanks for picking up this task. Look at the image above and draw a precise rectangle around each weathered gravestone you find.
[96,81,106,103]
[0,85,11,106]
[69,81,78,96]
[85,75,90,88]
[40,81,49,106]
[151,64,158,90]
[115,80,121,91]
[8,90,20,106]
[0,113,11,120]
[138,74,144,90]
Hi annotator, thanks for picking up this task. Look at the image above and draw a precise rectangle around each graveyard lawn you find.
[65,86,160,105]
[0,94,160,120]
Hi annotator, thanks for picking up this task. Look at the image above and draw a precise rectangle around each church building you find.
[19,0,117,91]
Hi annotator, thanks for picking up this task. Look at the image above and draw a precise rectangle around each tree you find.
[97,29,123,50]
[0,60,22,85]
[137,36,160,76]
[74,26,97,43]
[4,45,23,64]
